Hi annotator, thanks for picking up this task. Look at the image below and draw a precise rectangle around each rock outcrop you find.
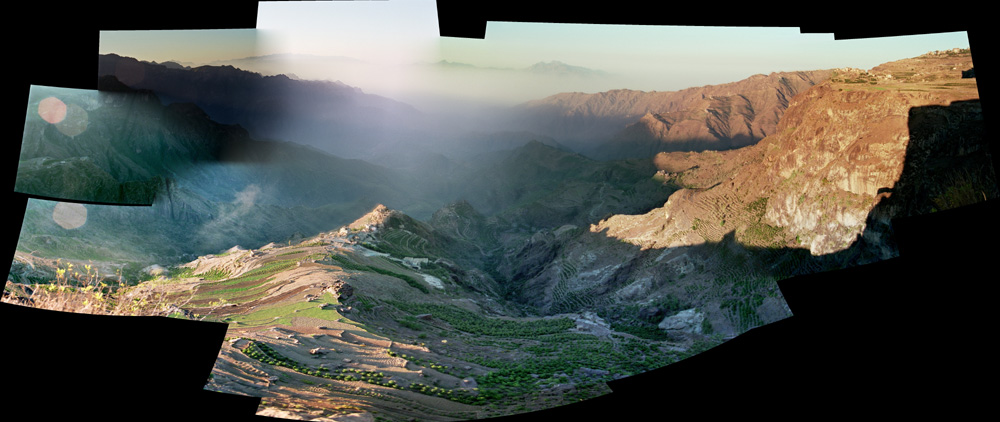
[347,204,395,231]
[658,308,706,334]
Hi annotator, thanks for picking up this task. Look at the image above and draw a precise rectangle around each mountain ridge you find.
[507,69,833,157]
[97,53,425,159]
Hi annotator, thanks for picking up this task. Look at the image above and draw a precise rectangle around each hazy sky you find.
[99,0,971,109]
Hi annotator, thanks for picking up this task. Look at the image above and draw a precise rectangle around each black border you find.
[5,1,995,421]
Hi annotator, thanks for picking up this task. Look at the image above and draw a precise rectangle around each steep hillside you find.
[505,70,832,157]
[8,49,993,422]
[483,49,993,336]
[15,82,439,265]
[6,214,711,421]
[597,49,988,256]
[452,141,672,227]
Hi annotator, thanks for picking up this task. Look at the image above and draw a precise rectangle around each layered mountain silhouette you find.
[97,54,425,159]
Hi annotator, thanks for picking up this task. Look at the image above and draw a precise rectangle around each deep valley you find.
[6,48,995,421]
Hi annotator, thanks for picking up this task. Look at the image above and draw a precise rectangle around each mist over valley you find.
[9,48,995,421]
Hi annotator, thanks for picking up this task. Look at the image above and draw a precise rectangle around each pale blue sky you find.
[99,29,261,66]
[254,0,441,65]
[99,0,971,107]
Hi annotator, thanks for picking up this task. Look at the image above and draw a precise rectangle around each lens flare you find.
[38,96,67,124]
[55,103,89,137]
[52,202,88,229]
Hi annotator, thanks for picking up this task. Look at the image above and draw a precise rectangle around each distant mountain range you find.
[425,59,608,77]
[98,53,837,163]
[97,54,425,160]
[504,70,833,158]
[524,60,609,77]
[217,53,610,77]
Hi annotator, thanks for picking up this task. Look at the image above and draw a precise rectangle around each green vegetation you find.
[277,250,310,257]
[418,260,453,284]
[327,254,367,271]
[742,222,785,247]
[468,334,678,403]
[215,258,313,287]
[353,294,377,311]
[388,302,574,337]
[384,349,459,376]
[604,298,686,341]
[739,197,787,248]
[368,264,429,294]
[745,197,768,216]
[167,266,195,279]
[700,317,714,335]
[932,171,989,211]
[225,292,342,327]
[192,281,274,303]
[195,268,230,281]
[396,315,423,331]
[189,254,328,303]
[720,295,764,332]
[327,254,429,294]
[713,272,776,332]
[364,218,448,259]
[115,261,156,285]
[609,322,671,341]
[242,340,481,404]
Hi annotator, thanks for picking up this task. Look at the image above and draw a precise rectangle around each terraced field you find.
[188,255,324,305]
[547,260,607,315]
[150,228,716,421]
[378,229,437,258]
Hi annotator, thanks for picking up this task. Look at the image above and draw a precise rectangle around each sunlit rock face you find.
[595,68,988,257]
[759,85,918,256]
[510,70,833,158]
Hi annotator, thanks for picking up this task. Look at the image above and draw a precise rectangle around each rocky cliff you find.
[487,50,994,335]
[597,50,991,257]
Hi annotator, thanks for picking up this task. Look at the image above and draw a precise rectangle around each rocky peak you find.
[347,204,394,230]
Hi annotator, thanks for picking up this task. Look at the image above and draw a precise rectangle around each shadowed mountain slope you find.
[97,54,425,159]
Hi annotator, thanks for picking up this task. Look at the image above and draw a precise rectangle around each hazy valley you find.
[8,49,996,421]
